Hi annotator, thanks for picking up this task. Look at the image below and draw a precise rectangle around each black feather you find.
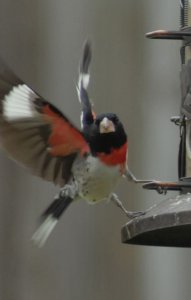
[42,195,72,219]
[78,40,94,127]
[80,40,92,74]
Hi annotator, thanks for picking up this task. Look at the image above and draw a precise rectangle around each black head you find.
[83,112,127,155]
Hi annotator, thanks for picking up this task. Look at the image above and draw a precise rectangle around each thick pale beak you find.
[99,117,115,134]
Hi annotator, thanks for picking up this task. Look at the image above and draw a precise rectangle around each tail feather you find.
[32,195,72,247]
[32,215,58,247]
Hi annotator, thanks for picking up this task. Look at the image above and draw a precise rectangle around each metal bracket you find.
[146,27,191,64]
[146,27,191,43]
[142,177,191,194]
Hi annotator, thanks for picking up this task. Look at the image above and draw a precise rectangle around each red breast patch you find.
[97,142,128,173]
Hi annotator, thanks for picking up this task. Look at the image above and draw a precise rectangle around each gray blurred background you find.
[0,0,187,300]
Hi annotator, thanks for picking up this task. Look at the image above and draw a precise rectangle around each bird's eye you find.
[111,115,118,123]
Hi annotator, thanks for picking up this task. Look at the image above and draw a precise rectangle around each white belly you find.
[72,155,121,203]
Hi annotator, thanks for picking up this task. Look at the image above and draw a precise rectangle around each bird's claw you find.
[156,185,167,195]
[126,210,146,219]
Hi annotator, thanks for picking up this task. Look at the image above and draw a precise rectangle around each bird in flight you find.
[0,41,145,246]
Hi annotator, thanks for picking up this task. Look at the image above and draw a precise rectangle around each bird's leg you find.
[125,167,154,184]
[109,193,145,219]
[32,183,78,247]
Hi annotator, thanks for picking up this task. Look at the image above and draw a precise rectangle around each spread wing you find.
[0,58,89,186]
[77,41,96,129]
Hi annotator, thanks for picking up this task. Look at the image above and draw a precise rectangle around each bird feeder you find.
[122,0,191,247]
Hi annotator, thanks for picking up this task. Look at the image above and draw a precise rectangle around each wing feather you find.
[77,41,96,129]
[0,58,89,186]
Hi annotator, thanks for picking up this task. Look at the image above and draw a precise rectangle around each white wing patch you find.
[3,84,38,121]
[77,73,90,104]
[80,111,84,129]
[79,73,90,90]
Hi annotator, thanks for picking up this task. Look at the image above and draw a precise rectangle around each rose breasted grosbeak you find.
[0,41,144,246]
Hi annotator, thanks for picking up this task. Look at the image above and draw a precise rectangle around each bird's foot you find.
[110,193,145,219]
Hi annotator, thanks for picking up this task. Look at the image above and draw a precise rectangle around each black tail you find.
[32,195,72,247]
[42,196,72,219]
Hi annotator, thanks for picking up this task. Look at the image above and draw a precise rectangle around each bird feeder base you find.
[121,193,191,247]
